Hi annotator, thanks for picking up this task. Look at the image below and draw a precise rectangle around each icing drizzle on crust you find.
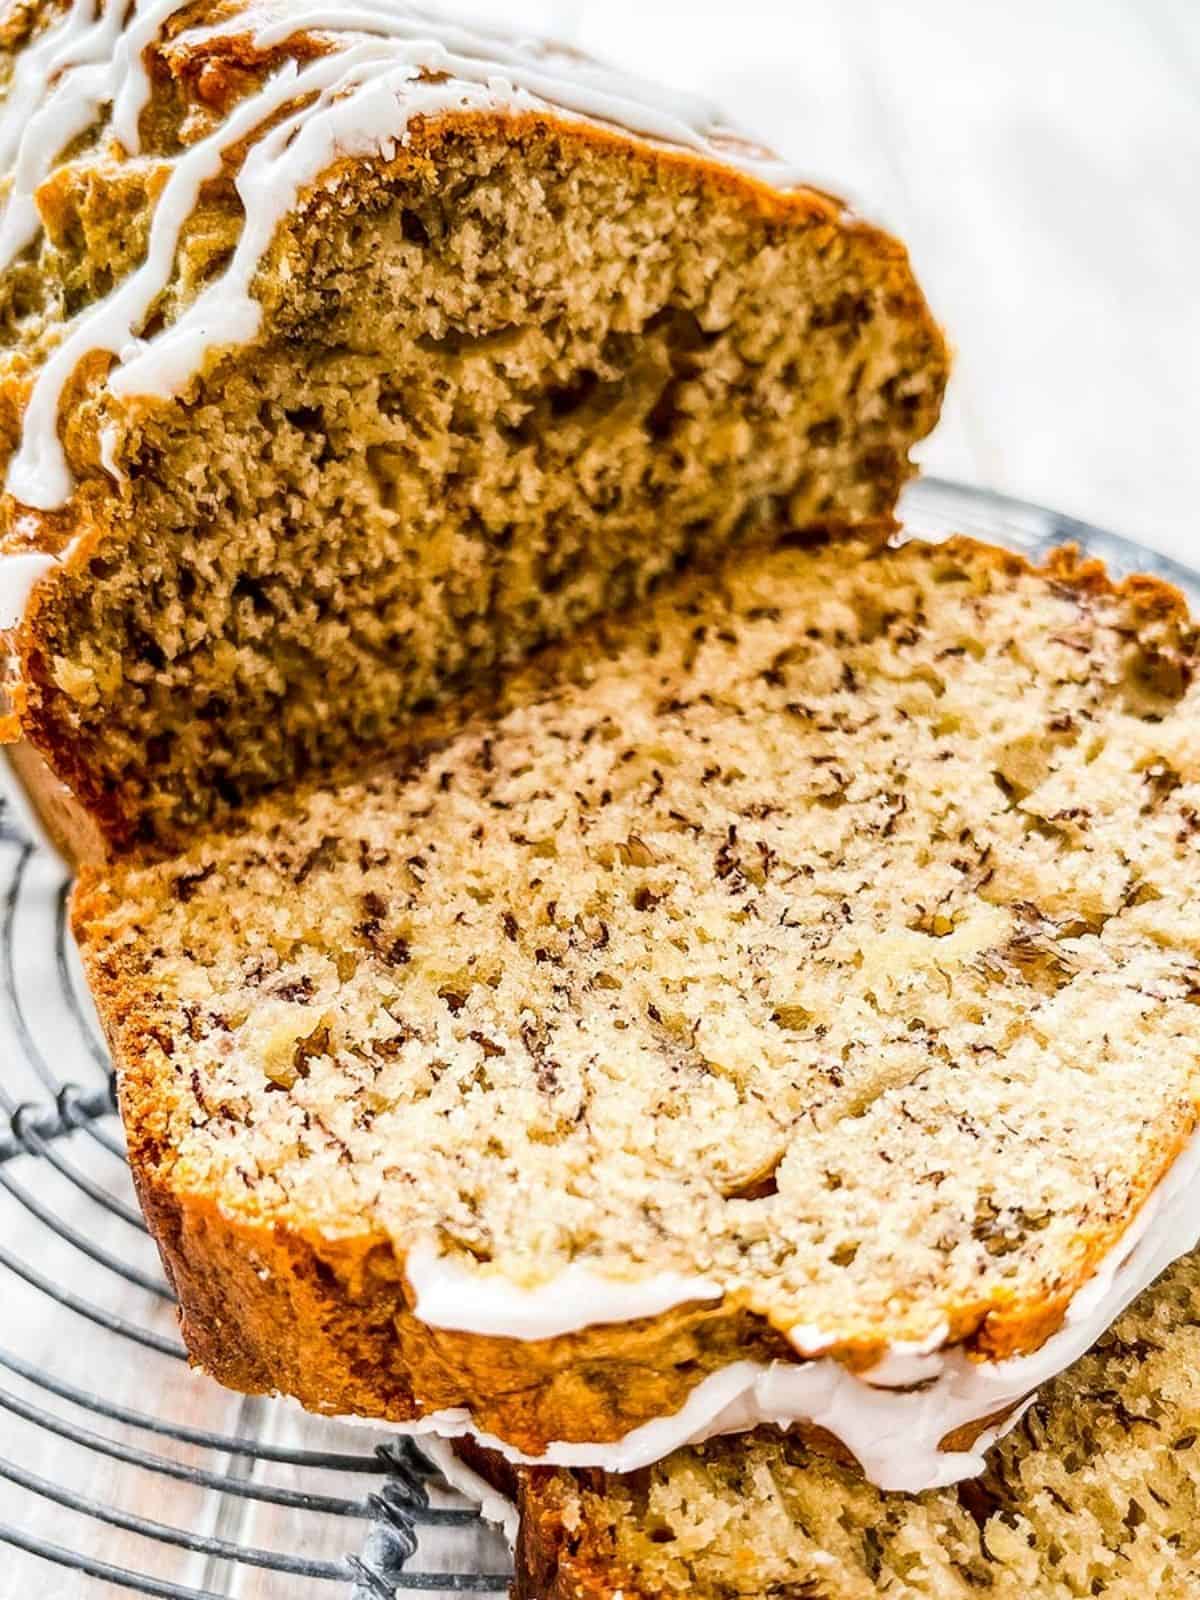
[0,0,822,512]
[394,1116,1200,1492]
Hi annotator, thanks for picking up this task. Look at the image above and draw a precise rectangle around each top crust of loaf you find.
[72,532,1200,1448]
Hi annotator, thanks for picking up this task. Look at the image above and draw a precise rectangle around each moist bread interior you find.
[76,535,1200,1384]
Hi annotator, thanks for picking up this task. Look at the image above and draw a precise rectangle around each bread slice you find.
[0,0,946,853]
[73,532,1200,1480]
[499,1247,1200,1600]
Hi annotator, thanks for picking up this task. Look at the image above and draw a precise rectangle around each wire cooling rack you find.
[0,478,1196,1599]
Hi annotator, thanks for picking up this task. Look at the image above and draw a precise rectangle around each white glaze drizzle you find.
[414,1435,519,1547]
[0,1,114,264]
[405,1238,722,1339]
[0,0,190,266]
[0,0,813,516]
[399,1118,1200,1492]
[0,548,55,629]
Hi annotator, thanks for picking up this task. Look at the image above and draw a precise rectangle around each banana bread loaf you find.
[73,531,1200,1486]
[0,0,946,852]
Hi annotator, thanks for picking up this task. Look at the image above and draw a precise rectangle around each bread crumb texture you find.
[73,534,1200,1440]
[515,1250,1200,1599]
[0,0,946,849]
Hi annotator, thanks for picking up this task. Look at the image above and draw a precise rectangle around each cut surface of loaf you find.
[73,533,1200,1471]
[504,1248,1200,1600]
[0,0,946,853]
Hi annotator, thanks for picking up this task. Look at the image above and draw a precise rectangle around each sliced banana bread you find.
[504,1247,1200,1599]
[0,0,946,852]
[73,532,1200,1479]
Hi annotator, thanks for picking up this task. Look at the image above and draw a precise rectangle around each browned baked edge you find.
[69,532,1200,1459]
[452,1440,647,1600]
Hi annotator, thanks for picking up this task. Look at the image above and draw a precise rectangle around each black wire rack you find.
[0,478,1195,1598]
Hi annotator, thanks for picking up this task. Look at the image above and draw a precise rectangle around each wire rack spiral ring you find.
[0,478,1196,1598]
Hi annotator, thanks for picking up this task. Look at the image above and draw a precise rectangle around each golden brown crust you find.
[120,1096,798,1448]
[510,1468,643,1600]
[0,55,905,561]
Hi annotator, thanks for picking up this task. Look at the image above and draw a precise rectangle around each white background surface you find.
[489,0,1200,562]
